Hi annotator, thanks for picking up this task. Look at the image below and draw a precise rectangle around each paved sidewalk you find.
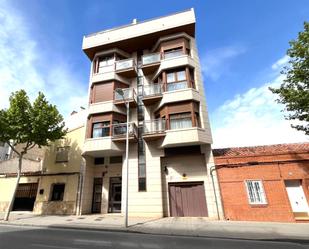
[1,212,309,241]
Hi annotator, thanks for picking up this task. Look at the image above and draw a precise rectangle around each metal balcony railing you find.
[163,49,185,59]
[112,122,137,138]
[115,58,135,71]
[114,88,136,102]
[141,52,161,65]
[166,80,188,92]
[143,119,166,134]
[143,84,162,97]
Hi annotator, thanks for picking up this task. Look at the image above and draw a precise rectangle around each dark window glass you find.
[92,121,110,138]
[94,157,105,165]
[110,156,122,164]
[51,184,65,201]
[138,178,146,191]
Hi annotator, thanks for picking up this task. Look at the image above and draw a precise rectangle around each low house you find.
[214,143,309,223]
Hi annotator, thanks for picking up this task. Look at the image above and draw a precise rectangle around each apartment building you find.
[80,9,223,218]
[0,142,11,161]
[214,143,309,222]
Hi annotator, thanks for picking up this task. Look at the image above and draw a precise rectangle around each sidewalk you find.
[1,212,309,241]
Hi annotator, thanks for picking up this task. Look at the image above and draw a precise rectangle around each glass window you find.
[55,146,70,163]
[167,72,176,83]
[110,156,122,164]
[170,113,192,130]
[94,157,104,165]
[92,122,110,138]
[177,70,186,81]
[245,180,267,204]
[51,184,65,201]
[138,177,146,191]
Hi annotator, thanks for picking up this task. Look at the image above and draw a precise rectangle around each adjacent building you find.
[214,143,309,223]
[80,9,223,218]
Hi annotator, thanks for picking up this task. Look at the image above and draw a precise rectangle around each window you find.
[110,156,122,164]
[98,56,114,73]
[55,146,70,163]
[50,184,65,201]
[94,157,105,165]
[166,69,187,91]
[170,113,192,130]
[92,121,110,138]
[164,47,183,59]
[245,180,267,204]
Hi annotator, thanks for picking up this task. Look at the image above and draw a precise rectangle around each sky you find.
[0,0,308,148]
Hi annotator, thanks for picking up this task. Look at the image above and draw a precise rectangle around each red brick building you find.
[213,143,309,222]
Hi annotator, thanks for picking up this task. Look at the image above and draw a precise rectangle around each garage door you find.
[13,183,38,211]
[169,182,208,217]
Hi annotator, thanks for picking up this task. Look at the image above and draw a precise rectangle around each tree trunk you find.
[4,155,23,221]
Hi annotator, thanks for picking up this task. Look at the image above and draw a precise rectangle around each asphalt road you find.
[0,224,308,249]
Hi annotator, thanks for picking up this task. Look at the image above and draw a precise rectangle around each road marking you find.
[74,239,112,246]
[32,243,78,249]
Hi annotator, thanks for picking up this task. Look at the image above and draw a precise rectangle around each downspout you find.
[76,158,85,216]
[210,165,221,220]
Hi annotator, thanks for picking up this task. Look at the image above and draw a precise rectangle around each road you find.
[0,224,308,249]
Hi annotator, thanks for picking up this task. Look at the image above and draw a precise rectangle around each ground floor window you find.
[50,183,65,201]
[245,180,267,205]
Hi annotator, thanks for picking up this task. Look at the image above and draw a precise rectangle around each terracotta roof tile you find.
[213,143,309,157]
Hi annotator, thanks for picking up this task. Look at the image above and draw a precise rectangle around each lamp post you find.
[115,88,129,228]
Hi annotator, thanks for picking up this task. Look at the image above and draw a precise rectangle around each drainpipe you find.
[76,158,85,216]
[210,165,221,220]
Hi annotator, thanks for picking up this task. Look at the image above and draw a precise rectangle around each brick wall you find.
[214,144,309,222]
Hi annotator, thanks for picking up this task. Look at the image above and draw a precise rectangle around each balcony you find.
[142,119,166,141]
[142,84,163,105]
[114,88,137,107]
[141,53,161,75]
[115,58,137,78]
[112,122,138,142]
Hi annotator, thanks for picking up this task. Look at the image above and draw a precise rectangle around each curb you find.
[1,221,309,244]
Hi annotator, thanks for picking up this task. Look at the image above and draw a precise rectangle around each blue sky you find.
[0,0,308,147]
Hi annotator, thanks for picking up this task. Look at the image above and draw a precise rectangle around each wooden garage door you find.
[169,182,208,217]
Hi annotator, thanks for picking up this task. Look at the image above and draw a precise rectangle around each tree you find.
[270,22,309,134]
[0,90,67,220]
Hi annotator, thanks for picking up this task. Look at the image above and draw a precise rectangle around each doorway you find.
[285,180,309,217]
[13,183,38,211]
[91,178,103,213]
[108,177,122,213]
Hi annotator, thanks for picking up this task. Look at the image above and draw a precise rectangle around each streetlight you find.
[115,88,129,228]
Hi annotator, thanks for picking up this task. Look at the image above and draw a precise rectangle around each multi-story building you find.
[0,142,11,161]
[80,9,223,218]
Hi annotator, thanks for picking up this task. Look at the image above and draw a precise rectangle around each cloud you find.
[211,56,308,148]
[0,0,88,118]
[271,55,289,70]
[201,45,246,81]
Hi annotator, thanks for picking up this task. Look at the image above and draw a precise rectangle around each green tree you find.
[0,90,67,220]
[270,22,309,134]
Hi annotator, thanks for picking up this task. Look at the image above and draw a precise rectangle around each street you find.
[0,224,308,249]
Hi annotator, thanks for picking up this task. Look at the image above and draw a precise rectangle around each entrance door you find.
[13,183,38,211]
[285,180,309,215]
[108,177,122,213]
[92,178,103,213]
[169,182,208,217]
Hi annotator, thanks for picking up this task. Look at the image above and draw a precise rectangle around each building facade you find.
[80,9,223,218]
[0,110,86,215]
[214,143,309,222]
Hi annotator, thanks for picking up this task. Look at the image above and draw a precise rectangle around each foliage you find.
[270,22,309,135]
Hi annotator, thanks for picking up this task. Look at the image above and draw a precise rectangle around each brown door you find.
[108,177,122,213]
[169,182,208,217]
[92,178,103,213]
[13,183,38,211]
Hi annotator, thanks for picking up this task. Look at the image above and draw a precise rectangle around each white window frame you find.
[245,180,267,205]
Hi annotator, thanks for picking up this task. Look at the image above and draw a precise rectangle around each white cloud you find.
[211,56,308,148]
[271,55,289,70]
[0,0,88,118]
[201,45,246,81]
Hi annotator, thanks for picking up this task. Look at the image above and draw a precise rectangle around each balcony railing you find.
[163,50,185,59]
[114,88,136,102]
[166,81,188,92]
[115,58,135,71]
[143,84,162,97]
[143,119,166,134]
[142,52,161,65]
[112,122,137,138]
